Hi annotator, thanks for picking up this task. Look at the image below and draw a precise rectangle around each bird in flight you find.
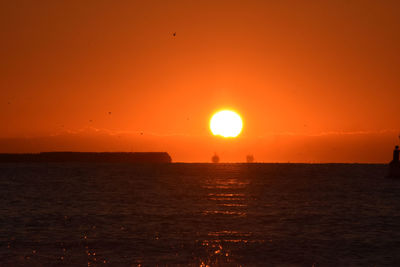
[172,32,176,37]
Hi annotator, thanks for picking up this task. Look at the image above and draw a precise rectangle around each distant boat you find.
[387,145,400,178]
[246,154,254,163]
[212,153,220,163]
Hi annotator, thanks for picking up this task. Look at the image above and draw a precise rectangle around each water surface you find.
[1,163,399,266]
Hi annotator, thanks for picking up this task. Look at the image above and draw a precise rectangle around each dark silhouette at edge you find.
[387,146,400,178]
[0,152,172,163]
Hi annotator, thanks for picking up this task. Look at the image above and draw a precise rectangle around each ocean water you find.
[0,163,399,266]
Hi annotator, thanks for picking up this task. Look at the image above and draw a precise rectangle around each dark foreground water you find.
[1,163,399,266]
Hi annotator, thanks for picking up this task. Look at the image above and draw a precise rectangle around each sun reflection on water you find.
[197,174,264,265]
[202,177,249,217]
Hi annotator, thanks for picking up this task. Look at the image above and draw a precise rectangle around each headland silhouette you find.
[0,152,172,163]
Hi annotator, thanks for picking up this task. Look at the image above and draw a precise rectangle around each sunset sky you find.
[1,1,399,162]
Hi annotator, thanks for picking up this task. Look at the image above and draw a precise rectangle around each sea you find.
[1,163,399,266]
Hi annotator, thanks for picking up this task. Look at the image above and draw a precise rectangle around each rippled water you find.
[1,163,399,266]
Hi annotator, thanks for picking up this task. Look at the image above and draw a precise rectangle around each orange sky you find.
[1,1,399,162]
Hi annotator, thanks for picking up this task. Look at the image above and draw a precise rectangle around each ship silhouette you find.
[246,154,254,163]
[212,153,220,163]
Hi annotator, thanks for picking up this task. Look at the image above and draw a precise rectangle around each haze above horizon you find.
[1,1,399,162]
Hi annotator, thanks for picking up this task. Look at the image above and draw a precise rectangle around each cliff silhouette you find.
[0,152,172,163]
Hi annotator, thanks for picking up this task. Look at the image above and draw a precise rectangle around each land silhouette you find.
[0,152,171,163]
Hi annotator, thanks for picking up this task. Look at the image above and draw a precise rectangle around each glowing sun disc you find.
[210,110,243,138]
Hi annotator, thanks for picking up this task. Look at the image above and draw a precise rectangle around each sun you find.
[210,110,243,138]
